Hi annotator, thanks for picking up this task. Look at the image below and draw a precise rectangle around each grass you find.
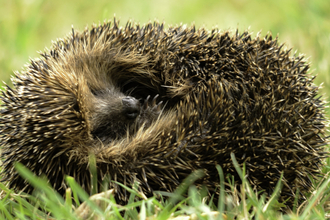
[1,157,329,220]
[0,0,330,219]
[0,159,329,219]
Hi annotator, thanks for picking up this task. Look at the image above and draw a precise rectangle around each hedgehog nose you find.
[122,96,140,119]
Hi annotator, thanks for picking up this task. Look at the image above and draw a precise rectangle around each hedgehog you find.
[0,19,328,207]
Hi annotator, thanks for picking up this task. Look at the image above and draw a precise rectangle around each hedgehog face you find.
[90,92,140,143]
[89,87,162,144]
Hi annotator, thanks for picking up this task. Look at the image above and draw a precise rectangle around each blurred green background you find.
[0,0,329,110]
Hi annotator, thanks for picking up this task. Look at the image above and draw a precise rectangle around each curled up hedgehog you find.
[0,19,328,207]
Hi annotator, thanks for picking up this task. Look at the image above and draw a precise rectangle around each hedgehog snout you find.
[122,96,141,119]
